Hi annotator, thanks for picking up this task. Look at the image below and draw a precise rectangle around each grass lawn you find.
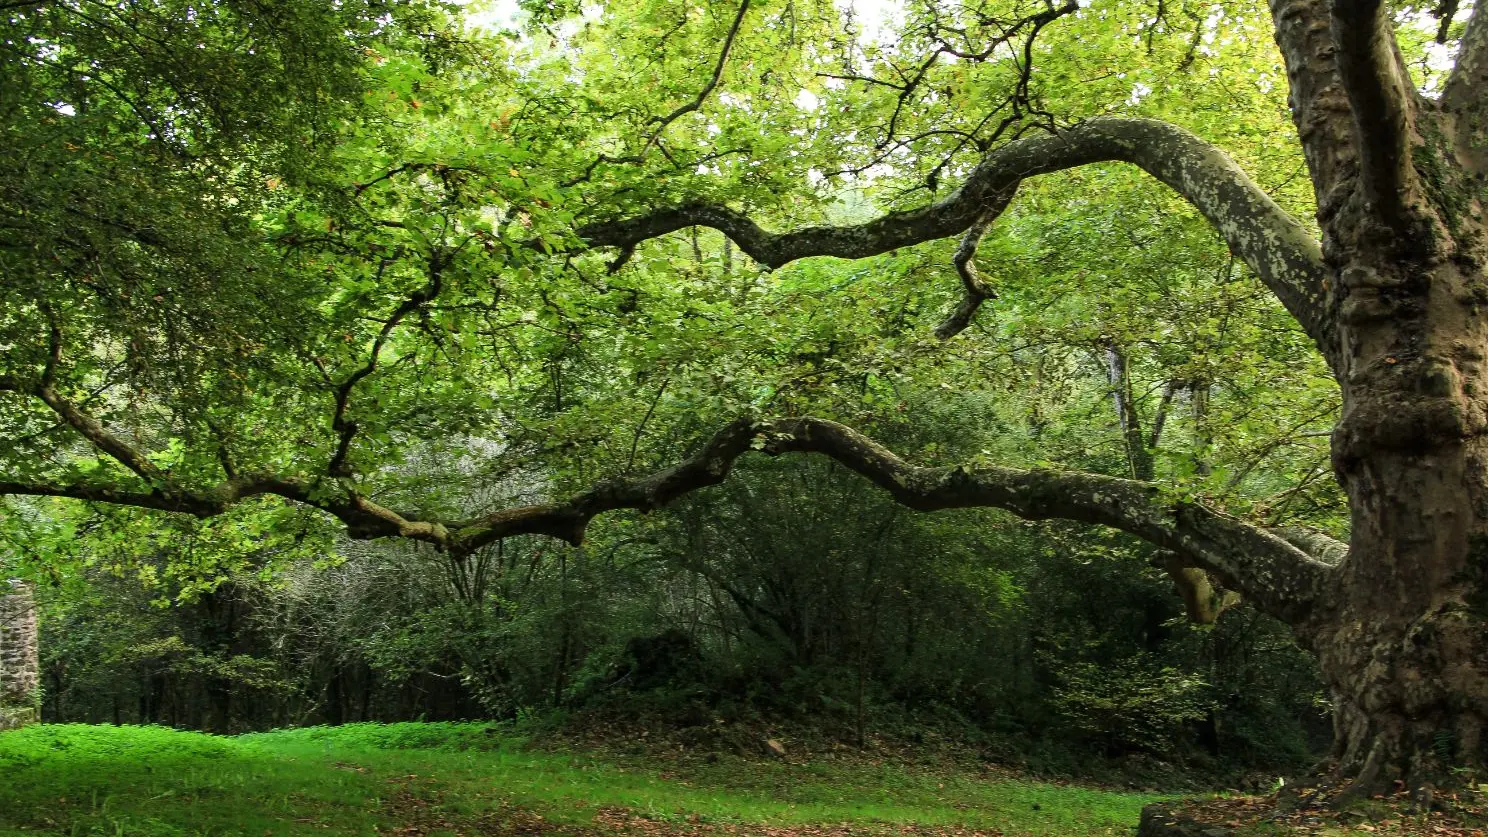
[0,723,1164,837]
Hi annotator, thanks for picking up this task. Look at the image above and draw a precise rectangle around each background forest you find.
[36,464,1330,779]
[0,0,1383,787]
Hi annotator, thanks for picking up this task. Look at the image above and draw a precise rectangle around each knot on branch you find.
[753,428,799,456]
[345,521,388,541]
[552,513,589,546]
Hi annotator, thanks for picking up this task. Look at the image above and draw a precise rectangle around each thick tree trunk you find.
[1308,243,1488,788]
[1313,470,1488,788]
[1266,0,1488,776]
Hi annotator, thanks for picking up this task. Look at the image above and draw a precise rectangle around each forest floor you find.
[2,723,1483,837]
[0,722,1159,837]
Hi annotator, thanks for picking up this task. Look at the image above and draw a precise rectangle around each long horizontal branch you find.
[493,416,1342,622]
[578,117,1335,367]
[753,418,1336,622]
[0,473,449,547]
[0,482,189,513]
[4,415,1338,622]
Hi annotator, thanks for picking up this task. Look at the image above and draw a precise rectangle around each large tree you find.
[0,0,1484,792]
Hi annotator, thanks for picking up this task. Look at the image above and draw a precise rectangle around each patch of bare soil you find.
[1141,785,1488,837]
[586,806,1004,837]
[375,772,1008,837]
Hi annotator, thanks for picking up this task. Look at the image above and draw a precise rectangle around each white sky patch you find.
[462,0,523,33]
[50,102,75,116]
[1424,39,1457,75]
[836,0,904,47]
[717,91,753,114]
[1394,5,1470,95]
[28,37,61,62]
[794,88,820,111]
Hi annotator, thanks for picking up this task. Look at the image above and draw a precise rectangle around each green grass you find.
[0,723,1166,836]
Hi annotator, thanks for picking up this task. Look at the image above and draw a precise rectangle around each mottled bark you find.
[1302,116,1488,792]
[0,580,39,730]
[1277,0,1488,784]
[1306,254,1488,788]
[1308,433,1488,788]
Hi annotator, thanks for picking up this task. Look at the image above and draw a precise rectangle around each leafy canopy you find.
[0,0,1341,583]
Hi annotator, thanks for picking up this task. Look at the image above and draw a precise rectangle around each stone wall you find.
[0,579,39,730]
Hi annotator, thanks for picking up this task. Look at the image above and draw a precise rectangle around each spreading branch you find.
[3,415,1339,623]
[3,324,170,490]
[561,2,750,187]
[934,184,1015,339]
[3,325,446,545]
[35,385,170,488]
[328,266,444,478]
[1443,0,1488,176]
[1329,0,1421,236]
[833,0,1076,155]
[639,0,751,155]
[578,117,1335,368]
